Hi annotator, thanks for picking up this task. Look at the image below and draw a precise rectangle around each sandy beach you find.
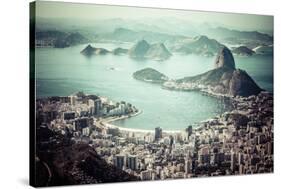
[97,110,183,134]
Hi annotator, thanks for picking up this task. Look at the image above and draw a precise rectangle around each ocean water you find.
[35,43,273,130]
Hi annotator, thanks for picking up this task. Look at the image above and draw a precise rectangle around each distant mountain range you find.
[36,17,273,38]
[205,27,273,42]
[98,27,185,44]
[171,35,224,56]
[94,26,273,49]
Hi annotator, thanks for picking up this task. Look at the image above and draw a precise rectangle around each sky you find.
[35,1,273,31]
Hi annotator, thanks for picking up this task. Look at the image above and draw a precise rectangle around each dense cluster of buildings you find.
[36,91,273,181]
[36,92,137,138]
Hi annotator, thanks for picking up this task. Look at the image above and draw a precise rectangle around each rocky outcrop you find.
[228,69,262,96]
[163,46,263,97]
[214,47,235,69]
[129,40,150,58]
[81,44,110,56]
[144,43,172,61]
[129,40,172,61]
[205,26,273,43]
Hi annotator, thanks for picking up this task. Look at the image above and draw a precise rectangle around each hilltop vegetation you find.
[133,68,169,83]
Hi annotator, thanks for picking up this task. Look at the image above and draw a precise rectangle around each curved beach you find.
[98,110,183,134]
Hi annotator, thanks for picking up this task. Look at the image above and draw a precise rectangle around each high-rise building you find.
[75,117,89,131]
[113,155,125,170]
[155,127,162,141]
[231,150,236,172]
[88,99,95,115]
[127,155,138,170]
[239,164,244,175]
[186,125,193,137]
[140,170,152,180]
[185,153,192,175]
[94,98,102,115]
[238,152,243,165]
[82,127,90,136]
[63,111,75,120]
[70,96,76,105]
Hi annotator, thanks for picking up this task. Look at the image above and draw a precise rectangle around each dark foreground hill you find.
[35,126,138,187]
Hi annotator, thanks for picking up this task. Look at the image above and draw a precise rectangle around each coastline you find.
[98,110,183,134]
[97,90,271,134]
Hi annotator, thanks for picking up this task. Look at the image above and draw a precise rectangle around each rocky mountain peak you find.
[214,47,236,69]
[128,40,150,58]
[136,39,150,48]
[84,44,94,50]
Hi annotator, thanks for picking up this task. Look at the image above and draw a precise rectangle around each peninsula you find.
[134,46,263,97]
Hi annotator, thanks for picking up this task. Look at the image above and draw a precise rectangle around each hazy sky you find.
[36,1,273,31]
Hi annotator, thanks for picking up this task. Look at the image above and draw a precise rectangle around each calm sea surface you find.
[35,43,273,130]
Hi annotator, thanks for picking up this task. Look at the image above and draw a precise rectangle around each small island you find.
[129,40,172,61]
[133,68,169,83]
[81,44,110,56]
[232,46,255,56]
[112,47,128,55]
